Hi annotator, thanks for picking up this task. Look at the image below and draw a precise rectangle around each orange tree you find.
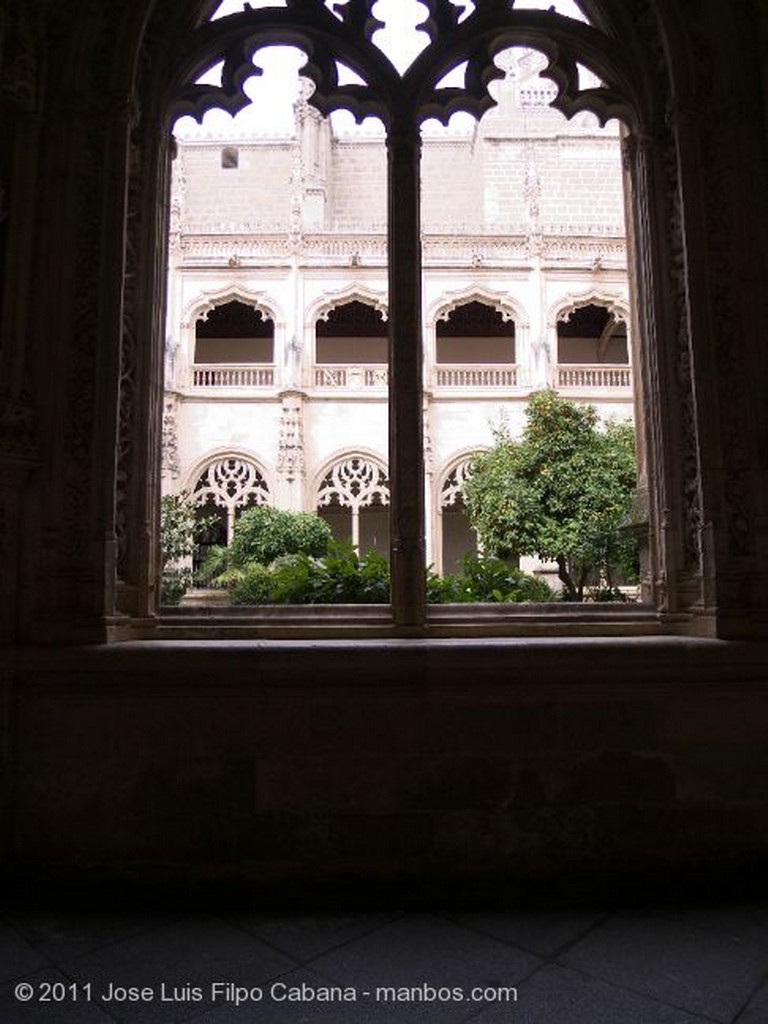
[464,390,638,600]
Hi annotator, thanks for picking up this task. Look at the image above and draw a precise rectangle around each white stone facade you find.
[164,50,633,573]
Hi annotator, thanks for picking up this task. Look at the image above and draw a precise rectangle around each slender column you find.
[387,118,426,628]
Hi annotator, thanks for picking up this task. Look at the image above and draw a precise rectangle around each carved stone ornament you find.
[193,457,270,514]
[171,1,634,134]
[161,397,180,479]
[316,456,389,512]
[276,393,306,482]
[440,456,477,509]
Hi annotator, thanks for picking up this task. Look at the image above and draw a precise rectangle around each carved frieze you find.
[276,392,306,483]
[161,396,180,479]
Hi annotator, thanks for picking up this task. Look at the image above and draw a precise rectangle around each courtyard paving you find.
[1,901,767,1023]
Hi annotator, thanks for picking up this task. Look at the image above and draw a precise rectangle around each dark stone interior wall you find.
[2,1,768,905]
[6,640,768,903]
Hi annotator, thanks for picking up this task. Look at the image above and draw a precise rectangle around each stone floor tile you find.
[308,913,542,1024]
[59,917,297,1024]
[441,909,609,958]
[0,967,117,1023]
[654,900,768,952]
[5,911,180,964]
[223,911,401,962]
[559,910,767,1023]
[471,964,714,1024]
[733,977,768,1024]
[0,922,50,983]
[184,966,407,1024]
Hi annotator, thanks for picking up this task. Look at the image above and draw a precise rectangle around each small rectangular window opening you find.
[221,146,239,169]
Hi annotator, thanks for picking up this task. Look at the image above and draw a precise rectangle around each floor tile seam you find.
[432,908,614,964]
[6,914,189,968]
[31,958,125,1023]
[228,910,410,967]
[628,906,768,946]
[538,908,615,960]
[0,917,61,978]
[0,965,126,1024]
[429,911,554,965]
[458,958,546,1024]
[548,958,730,1024]
[729,972,768,1024]
[182,913,305,969]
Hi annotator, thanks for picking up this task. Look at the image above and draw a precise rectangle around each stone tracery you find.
[192,455,271,542]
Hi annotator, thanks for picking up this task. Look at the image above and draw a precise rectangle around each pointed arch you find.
[182,284,281,330]
[429,286,529,329]
[312,449,390,554]
[183,448,273,502]
[434,448,489,576]
[307,284,388,327]
[548,289,630,328]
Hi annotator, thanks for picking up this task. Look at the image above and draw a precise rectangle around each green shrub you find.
[160,492,216,605]
[308,544,390,604]
[229,506,332,567]
[226,562,275,604]
[161,567,194,606]
[228,543,390,605]
[195,544,230,585]
[427,555,554,603]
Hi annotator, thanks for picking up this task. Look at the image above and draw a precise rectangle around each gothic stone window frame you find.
[113,0,721,637]
[435,449,486,577]
[180,285,281,389]
[314,450,390,552]
[428,287,528,388]
[186,451,272,546]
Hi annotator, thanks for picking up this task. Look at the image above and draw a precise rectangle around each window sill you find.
[134,602,674,640]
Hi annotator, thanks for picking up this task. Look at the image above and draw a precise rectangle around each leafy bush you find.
[208,541,556,606]
[427,555,554,603]
[228,543,390,605]
[160,492,215,605]
[195,544,230,586]
[161,568,194,606]
[229,506,332,567]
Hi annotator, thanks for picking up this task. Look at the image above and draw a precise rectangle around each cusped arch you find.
[182,285,281,330]
[548,289,630,329]
[437,449,489,509]
[311,449,390,512]
[429,287,529,329]
[184,449,272,511]
[308,285,388,326]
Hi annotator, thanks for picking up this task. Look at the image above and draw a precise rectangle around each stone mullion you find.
[667,106,723,615]
[118,125,174,618]
[95,104,136,622]
[625,131,690,616]
[387,120,426,630]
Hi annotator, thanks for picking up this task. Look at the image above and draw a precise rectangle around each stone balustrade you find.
[192,365,275,387]
[188,362,631,392]
[313,365,389,388]
[433,364,519,388]
[556,364,632,389]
